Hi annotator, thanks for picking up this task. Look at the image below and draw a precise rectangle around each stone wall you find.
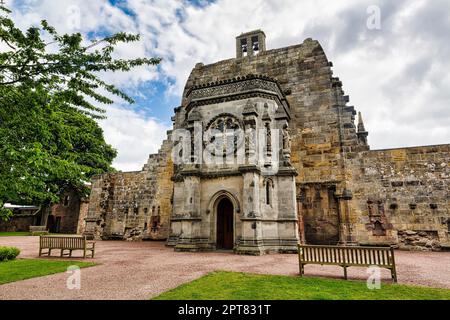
[50,188,83,234]
[77,201,89,235]
[0,214,35,232]
[84,133,173,240]
[348,144,450,250]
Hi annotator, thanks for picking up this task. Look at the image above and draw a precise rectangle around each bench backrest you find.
[298,244,395,267]
[40,236,86,249]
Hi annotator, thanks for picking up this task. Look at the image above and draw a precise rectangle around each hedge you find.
[0,246,21,262]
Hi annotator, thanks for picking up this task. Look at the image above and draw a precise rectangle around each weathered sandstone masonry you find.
[84,30,449,252]
[348,145,450,250]
[84,135,173,240]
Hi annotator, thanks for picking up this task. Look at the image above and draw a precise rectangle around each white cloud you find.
[99,105,170,172]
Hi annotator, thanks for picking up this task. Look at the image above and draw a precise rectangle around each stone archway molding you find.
[207,190,241,215]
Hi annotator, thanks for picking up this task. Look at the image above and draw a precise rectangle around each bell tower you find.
[236,30,266,58]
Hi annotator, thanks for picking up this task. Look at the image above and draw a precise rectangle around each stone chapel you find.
[83,30,450,254]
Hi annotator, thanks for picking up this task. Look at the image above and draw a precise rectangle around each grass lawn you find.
[153,271,450,300]
[0,232,31,237]
[0,232,76,237]
[0,259,96,285]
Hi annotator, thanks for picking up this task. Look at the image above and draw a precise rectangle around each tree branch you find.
[0,37,16,50]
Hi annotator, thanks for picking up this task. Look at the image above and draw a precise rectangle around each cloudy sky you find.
[7,0,450,171]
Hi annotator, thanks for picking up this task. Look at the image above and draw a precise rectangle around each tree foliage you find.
[0,5,160,220]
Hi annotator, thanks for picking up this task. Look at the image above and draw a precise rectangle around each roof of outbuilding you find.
[3,203,40,210]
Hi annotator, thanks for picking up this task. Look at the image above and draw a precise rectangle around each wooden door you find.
[55,217,61,233]
[47,215,55,233]
[216,198,234,250]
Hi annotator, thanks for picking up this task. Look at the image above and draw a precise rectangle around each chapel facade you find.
[83,30,450,254]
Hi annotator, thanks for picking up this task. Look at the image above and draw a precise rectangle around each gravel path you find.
[1,236,449,300]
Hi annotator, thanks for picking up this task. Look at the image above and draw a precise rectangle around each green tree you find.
[0,5,160,220]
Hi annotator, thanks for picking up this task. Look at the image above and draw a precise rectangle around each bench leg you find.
[69,250,73,258]
[391,269,398,283]
[40,249,52,256]
[343,266,348,280]
[299,263,303,277]
[48,249,52,257]
[60,249,64,257]
[83,249,86,259]
[91,249,94,259]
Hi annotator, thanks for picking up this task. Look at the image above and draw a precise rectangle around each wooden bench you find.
[39,235,95,258]
[298,244,397,283]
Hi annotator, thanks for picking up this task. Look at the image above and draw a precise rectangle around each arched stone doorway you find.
[216,197,234,250]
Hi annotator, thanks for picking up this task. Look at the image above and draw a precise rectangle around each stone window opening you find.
[264,122,272,155]
[389,203,398,211]
[373,221,386,236]
[265,179,273,206]
[151,215,160,232]
[63,195,70,207]
[150,206,161,232]
[252,36,259,55]
[240,38,248,57]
